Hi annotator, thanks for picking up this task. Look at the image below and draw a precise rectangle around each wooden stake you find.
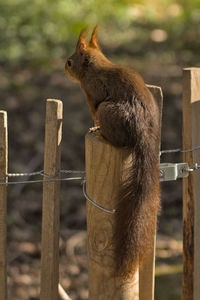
[139,85,163,300]
[86,133,138,299]
[182,68,200,300]
[0,111,8,300]
[40,99,63,300]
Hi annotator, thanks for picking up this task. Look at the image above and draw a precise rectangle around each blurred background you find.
[0,0,200,299]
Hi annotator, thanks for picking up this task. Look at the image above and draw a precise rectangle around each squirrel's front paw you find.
[89,126,100,133]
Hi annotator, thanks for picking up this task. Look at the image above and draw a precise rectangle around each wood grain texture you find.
[0,111,8,300]
[86,133,139,300]
[40,99,63,300]
[182,68,200,300]
[139,85,163,300]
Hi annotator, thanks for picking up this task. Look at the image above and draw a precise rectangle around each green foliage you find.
[0,0,199,66]
[0,0,128,64]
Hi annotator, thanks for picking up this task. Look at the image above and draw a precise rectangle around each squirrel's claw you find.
[89,126,100,133]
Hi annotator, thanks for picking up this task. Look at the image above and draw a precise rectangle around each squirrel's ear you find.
[76,28,88,54]
[89,25,99,49]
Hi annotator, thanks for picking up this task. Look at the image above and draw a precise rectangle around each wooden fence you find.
[0,67,200,299]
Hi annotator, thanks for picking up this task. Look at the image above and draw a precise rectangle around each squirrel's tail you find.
[115,137,160,279]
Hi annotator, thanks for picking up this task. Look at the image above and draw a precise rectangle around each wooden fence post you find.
[0,111,8,300]
[182,68,200,300]
[139,86,163,300]
[40,99,63,300]
[86,133,138,299]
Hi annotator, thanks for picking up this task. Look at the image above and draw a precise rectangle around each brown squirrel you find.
[65,26,160,279]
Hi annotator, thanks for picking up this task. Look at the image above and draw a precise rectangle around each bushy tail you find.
[115,140,160,279]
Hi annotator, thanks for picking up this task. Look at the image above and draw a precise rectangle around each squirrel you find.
[65,26,160,279]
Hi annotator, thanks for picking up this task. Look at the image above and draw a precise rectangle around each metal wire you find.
[0,151,200,212]
[82,180,116,214]
[0,169,85,185]
[7,170,43,177]
[5,170,85,178]
[0,169,116,214]
[0,177,85,185]
[160,145,200,156]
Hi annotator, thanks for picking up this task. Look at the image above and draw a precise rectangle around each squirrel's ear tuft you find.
[89,25,99,49]
[76,28,88,54]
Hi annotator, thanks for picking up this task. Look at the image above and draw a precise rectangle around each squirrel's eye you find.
[67,59,72,67]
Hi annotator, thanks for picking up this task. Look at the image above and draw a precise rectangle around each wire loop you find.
[82,180,116,214]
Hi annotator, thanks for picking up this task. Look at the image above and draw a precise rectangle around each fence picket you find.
[182,68,200,300]
[139,85,163,300]
[40,99,63,300]
[0,111,8,300]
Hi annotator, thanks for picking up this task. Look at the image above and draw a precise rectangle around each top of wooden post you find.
[0,111,7,128]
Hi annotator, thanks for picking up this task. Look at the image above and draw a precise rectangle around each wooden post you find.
[86,133,138,299]
[182,68,200,300]
[40,99,63,300]
[0,111,8,300]
[139,86,163,300]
